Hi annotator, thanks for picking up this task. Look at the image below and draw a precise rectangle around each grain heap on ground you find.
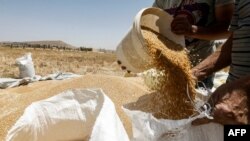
[141,27,196,119]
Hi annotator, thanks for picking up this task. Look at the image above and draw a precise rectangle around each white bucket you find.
[116,7,185,73]
[16,53,36,78]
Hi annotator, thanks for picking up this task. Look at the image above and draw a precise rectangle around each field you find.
[0,46,124,78]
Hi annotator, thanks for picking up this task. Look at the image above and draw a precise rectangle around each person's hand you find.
[171,15,194,35]
[190,68,207,81]
[192,77,250,125]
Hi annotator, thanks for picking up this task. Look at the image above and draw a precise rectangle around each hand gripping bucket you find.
[116,7,185,73]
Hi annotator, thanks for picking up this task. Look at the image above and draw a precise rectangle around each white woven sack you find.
[16,53,35,78]
[6,89,129,141]
[123,107,223,141]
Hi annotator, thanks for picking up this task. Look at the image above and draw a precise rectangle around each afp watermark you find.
[224,125,249,141]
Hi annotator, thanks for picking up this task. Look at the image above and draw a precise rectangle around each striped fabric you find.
[228,0,250,82]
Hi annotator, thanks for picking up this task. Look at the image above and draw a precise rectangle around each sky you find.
[0,0,153,50]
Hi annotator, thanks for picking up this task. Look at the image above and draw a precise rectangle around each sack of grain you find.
[123,86,220,141]
[16,53,35,78]
[6,89,129,141]
[123,105,223,141]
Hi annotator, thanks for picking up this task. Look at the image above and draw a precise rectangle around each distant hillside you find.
[25,40,76,48]
[0,40,76,49]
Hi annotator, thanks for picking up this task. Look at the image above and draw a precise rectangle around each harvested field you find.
[0,47,123,78]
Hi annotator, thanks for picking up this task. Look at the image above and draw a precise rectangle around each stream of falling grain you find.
[142,27,196,119]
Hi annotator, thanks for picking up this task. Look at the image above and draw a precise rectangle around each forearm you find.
[236,76,250,94]
[192,34,233,80]
[189,4,234,40]
[189,24,231,40]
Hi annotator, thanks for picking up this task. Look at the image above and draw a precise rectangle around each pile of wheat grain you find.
[0,75,149,140]
[141,27,196,119]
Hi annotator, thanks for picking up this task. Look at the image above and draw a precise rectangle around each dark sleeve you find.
[152,0,164,8]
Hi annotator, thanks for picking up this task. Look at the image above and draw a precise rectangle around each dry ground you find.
[0,46,124,78]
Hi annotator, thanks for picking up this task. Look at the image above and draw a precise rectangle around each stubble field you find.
[0,46,124,78]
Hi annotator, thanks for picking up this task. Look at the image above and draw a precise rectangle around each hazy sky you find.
[0,0,153,49]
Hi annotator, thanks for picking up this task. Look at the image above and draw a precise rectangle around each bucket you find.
[116,7,185,73]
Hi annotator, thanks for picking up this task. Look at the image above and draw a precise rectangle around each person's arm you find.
[192,34,232,80]
[191,3,234,40]
[171,3,234,40]
[192,75,250,125]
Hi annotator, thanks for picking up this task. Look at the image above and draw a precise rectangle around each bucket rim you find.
[133,7,185,55]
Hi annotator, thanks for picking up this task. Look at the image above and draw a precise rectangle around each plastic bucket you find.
[116,7,185,73]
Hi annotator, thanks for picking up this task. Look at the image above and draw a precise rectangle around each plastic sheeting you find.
[0,72,81,89]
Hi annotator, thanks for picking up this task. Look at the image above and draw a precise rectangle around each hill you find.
[0,40,76,49]
[25,40,76,48]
